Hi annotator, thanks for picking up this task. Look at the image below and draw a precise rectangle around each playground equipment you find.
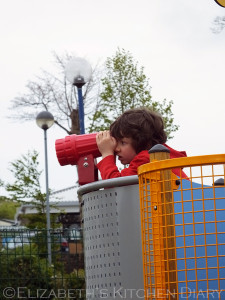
[55,133,100,185]
[78,176,144,300]
[55,136,225,299]
[138,145,225,299]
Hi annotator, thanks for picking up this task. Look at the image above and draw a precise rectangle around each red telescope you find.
[55,133,101,185]
[55,133,101,166]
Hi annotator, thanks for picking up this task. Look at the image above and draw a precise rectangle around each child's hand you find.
[96,131,117,159]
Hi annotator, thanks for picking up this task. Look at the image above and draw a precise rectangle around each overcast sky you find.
[0,0,224,197]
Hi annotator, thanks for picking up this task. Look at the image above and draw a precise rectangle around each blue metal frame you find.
[77,87,85,134]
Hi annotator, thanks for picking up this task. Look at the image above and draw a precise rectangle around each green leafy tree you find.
[88,48,178,139]
[0,181,20,220]
[6,150,45,205]
[0,198,19,219]
[5,150,58,229]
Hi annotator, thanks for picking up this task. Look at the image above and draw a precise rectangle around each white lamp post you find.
[36,111,54,265]
[65,57,92,134]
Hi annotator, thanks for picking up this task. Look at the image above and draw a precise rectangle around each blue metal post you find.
[77,87,85,134]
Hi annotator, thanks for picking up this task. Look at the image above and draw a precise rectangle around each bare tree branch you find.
[9,52,102,135]
[54,120,71,135]
[211,16,225,33]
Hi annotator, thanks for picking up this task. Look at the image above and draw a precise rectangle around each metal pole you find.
[77,87,85,134]
[44,129,52,265]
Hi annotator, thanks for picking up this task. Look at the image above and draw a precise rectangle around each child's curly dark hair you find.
[110,107,167,153]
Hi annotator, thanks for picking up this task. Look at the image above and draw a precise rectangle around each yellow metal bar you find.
[150,171,166,298]
[138,154,225,175]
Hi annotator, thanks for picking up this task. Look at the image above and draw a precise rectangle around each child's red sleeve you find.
[97,155,122,180]
[97,151,150,180]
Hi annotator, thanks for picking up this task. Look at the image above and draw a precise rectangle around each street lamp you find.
[36,111,54,265]
[65,57,92,134]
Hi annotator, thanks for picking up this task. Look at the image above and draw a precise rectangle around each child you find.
[96,107,187,179]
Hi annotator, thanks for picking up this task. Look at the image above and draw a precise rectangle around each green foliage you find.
[4,150,60,229]
[53,269,85,299]
[0,245,54,299]
[0,200,19,219]
[6,150,44,205]
[19,213,60,230]
[0,243,85,300]
[89,48,179,139]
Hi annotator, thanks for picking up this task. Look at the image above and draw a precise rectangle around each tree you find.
[4,150,58,229]
[211,15,225,33]
[9,52,102,135]
[0,198,19,220]
[88,48,178,139]
[10,49,178,138]
[6,150,45,205]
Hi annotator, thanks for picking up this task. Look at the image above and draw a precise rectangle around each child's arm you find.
[96,150,150,180]
[97,155,122,179]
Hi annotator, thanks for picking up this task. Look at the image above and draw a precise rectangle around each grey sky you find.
[0,0,224,195]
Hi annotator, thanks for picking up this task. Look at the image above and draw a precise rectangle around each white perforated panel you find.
[82,185,144,300]
[84,191,122,299]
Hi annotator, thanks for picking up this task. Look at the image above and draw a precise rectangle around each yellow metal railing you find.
[138,150,225,299]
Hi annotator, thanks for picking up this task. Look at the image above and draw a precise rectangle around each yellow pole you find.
[149,144,177,299]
